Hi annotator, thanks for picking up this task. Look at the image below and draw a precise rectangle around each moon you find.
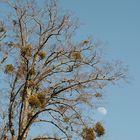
[97,107,107,115]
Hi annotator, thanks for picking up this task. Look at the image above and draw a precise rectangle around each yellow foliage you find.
[17,64,26,79]
[37,93,46,107]
[28,95,41,108]
[28,80,35,87]
[71,51,82,60]
[81,127,96,140]
[28,92,47,108]
[57,106,66,114]
[63,117,70,123]
[21,44,32,57]
[29,67,36,75]
[94,122,105,137]
[4,64,15,74]
[94,93,102,98]
[38,51,47,60]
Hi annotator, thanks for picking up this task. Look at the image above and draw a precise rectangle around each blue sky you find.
[0,0,140,139]
[60,0,140,140]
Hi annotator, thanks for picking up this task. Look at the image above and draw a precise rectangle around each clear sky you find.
[0,0,140,139]
[60,0,140,140]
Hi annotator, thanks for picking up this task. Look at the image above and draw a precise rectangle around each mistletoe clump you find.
[28,95,41,108]
[94,122,105,137]
[63,117,70,123]
[94,93,102,98]
[4,64,15,74]
[28,92,47,108]
[37,92,47,107]
[21,44,33,57]
[71,51,82,60]
[81,127,96,140]
[38,50,47,60]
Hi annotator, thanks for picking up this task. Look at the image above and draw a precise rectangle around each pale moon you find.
[97,107,107,115]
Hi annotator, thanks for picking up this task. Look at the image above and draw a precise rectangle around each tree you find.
[0,0,126,140]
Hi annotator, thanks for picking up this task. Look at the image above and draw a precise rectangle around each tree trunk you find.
[12,135,16,140]
[20,88,31,140]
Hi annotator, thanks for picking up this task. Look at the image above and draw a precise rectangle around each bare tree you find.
[0,0,126,140]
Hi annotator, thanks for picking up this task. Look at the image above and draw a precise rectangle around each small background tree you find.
[0,0,127,140]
